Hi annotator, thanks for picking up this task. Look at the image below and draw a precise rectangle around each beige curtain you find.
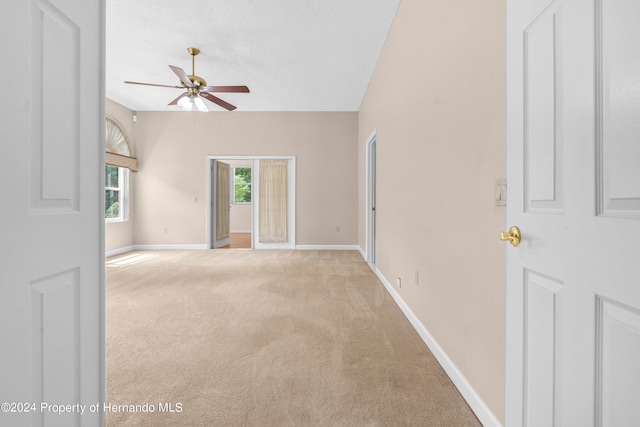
[216,162,230,241]
[105,152,138,172]
[259,160,288,243]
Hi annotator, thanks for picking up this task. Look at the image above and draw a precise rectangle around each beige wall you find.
[358,0,506,422]
[230,204,252,232]
[105,99,136,253]
[132,112,358,246]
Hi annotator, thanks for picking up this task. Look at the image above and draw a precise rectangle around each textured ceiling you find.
[106,0,400,112]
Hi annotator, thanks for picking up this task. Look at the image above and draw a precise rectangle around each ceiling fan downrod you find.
[187,47,200,80]
[187,47,207,88]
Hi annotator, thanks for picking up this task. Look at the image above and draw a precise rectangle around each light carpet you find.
[106,250,481,426]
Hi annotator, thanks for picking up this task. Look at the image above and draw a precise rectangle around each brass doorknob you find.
[499,226,521,247]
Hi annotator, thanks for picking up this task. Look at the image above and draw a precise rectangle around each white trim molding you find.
[361,254,503,427]
[105,245,135,258]
[133,244,208,251]
[295,245,360,251]
[107,244,362,257]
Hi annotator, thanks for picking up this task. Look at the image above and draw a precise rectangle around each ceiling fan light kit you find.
[178,95,208,112]
[124,47,249,111]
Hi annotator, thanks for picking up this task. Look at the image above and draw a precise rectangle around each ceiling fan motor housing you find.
[187,75,206,92]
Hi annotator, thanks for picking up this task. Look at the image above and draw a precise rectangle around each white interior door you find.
[0,1,104,426]
[366,133,377,264]
[506,0,640,425]
[212,160,230,248]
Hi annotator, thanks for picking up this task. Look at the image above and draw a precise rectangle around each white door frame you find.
[365,129,377,264]
[206,156,296,249]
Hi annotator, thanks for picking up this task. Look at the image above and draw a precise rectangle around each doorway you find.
[366,130,377,264]
[206,156,296,250]
[224,159,253,248]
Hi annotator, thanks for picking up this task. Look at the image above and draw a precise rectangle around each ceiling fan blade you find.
[125,81,182,89]
[200,85,250,93]
[168,92,190,106]
[169,65,194,87]
[200,92,236,111]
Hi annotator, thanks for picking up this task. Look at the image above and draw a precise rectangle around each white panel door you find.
[366,133,377,264]
[506,0,640,425]
[0,0,104,426]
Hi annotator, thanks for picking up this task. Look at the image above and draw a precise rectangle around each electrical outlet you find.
[396,277,402,288]
[163,227,168,234]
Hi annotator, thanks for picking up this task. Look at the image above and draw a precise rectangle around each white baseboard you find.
[358,246,367,260]
[133,244,208,251]
[105,245,135,258]
[230,230,251,233]
[295,245,360,250]
[107,244,359,256]
[362,256,502,427]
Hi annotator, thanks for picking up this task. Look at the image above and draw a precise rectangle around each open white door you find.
[506,0,640,425]
[365,132,377,264]
[0,0,104,426]
[211,160,231,248]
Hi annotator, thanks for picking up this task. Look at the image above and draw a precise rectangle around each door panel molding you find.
[523,269,563,427]
[30,0,80,213]
[523,1,564,214]
[596,296,640,426]
[596,0,640,217]
[30,269,80,426]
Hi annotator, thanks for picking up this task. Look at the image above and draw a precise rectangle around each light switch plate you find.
[495,179,506,207]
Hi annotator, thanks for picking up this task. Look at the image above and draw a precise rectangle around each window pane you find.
[234,167,251,203]
[235,167,251,184]
[235,184,251,203]
[106,190,120,218]
[106,165,119,188]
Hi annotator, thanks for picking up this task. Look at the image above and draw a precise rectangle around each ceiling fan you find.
[124,47,249,111]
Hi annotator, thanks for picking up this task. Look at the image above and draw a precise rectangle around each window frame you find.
[105,165,129,223]
[231,166,252,205]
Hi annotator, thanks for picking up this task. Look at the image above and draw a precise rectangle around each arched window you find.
[105,117,136,222]
[105,117,137,172]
